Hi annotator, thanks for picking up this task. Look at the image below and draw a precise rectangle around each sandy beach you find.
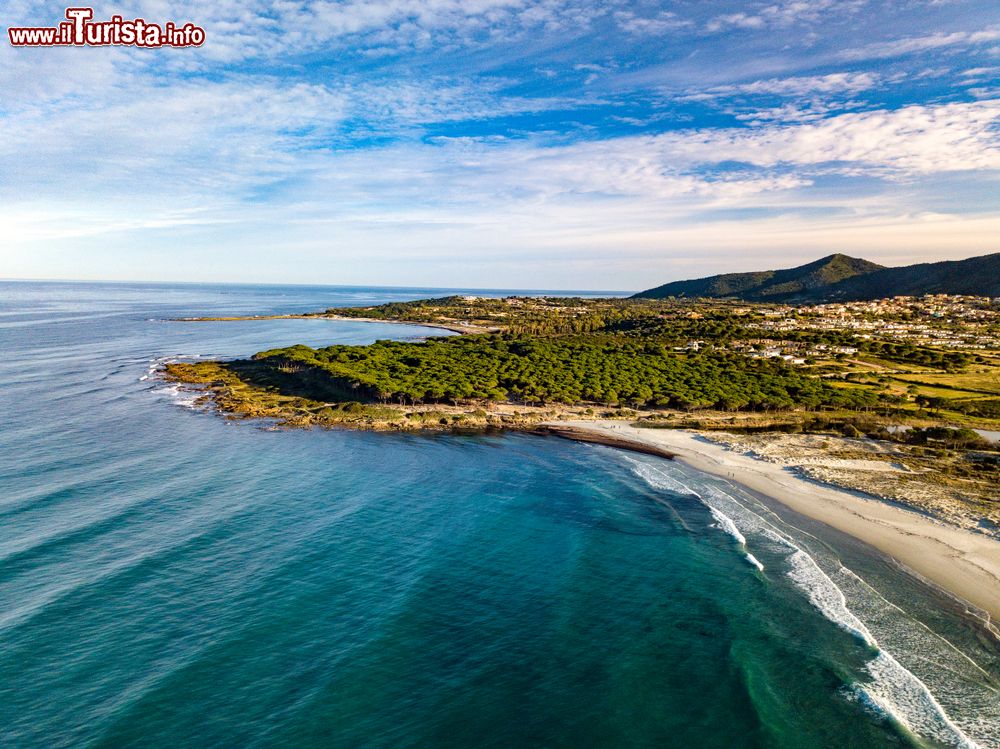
[550,420,1000,625]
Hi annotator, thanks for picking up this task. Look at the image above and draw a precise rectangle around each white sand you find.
[554,420,1000,623]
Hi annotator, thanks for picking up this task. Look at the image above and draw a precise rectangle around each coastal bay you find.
[166,351,1000,625]
[4,281,999,749]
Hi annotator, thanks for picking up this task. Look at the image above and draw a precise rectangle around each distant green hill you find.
[632,254,884,301]
[821,253,1000,300]
[633,252,1000,302]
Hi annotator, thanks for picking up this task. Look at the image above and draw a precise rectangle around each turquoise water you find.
[1,281,998,748]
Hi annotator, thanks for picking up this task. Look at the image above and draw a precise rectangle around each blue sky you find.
[2,1,999,290]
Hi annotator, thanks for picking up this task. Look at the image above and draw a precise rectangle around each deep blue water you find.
[1,281,998,748]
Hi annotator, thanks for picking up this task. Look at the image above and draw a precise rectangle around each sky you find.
[1,1,999,290]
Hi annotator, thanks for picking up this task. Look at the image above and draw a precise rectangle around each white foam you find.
[628,460,698,497]
[157,382,202,409]
[709,506,747,546]
[628,456,983,749]
[145,356,207,410]
[632,460,768,573]
[787,551,873,644]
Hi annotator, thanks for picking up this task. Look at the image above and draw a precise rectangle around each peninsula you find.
[163,267,1000,625]
[169,287,999,530]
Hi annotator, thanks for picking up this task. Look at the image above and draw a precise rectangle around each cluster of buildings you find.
[729,340,857,365]
[809,294,998,320]
[751,295,1000,350]
[676,339,857,366]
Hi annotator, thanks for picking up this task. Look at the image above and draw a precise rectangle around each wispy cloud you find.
[839,28,1000,61]
[705,72,884,97]
[705,12,767,33]
[614,9,691,36]
[667,100,1000,175]
[2,0,999,286]
[705,0,864,33]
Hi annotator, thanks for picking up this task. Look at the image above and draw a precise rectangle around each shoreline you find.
[545,419,1000,625]
[322,314,493,335]
[171,313,490,336]
[535,425,677,460]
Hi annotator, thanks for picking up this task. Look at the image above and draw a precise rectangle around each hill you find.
[822,253,1000,301]
[634,252,1000,302]
[632,254,884,301]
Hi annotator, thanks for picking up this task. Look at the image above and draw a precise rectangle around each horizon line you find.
[0,276,637,296]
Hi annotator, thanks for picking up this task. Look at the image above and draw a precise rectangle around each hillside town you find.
[750,294,1000,352]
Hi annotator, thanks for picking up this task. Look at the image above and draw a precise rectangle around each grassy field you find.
[890,369,1000,394]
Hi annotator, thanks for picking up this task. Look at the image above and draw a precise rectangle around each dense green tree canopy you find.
[255,335,879,412]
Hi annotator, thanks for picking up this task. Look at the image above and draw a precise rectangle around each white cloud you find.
[839,28,1000,61]
[705,12,766,33]
[671,72,886,117]
[3,88,997,256]
[665,100,1000,175]
[3,0,999,287]
[0,73,613,206]
[614,10,691,36]
[712,72,883,97]
[705,0,863,33]
[2,63,996,214]
[732,101,848,125]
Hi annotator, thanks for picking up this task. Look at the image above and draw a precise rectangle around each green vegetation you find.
[254,335,880,411]
[170,290,1000,530]
[175,290,1000,433]
[162,361,414,427]
[633,251,1000,302]
[863,341,971,370]
[634,253,884,301]
[163,360,578,432]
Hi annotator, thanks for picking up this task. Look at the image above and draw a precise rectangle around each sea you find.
[1,280,998,748]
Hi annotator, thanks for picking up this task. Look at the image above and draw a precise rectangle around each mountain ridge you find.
[633,252,1000,302]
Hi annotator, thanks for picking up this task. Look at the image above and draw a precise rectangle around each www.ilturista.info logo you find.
[8,7,205,47]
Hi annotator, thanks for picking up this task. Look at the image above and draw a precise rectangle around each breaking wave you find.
[626,456,991,749]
